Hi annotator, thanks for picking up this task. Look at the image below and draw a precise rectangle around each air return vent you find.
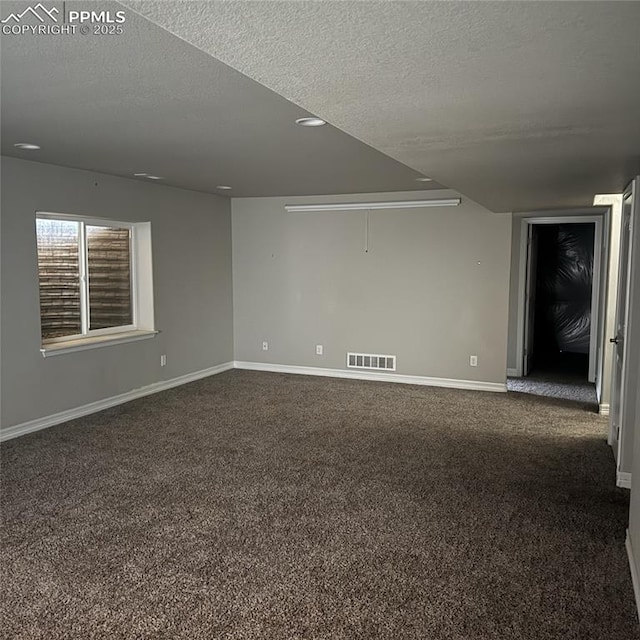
[347,352,396,371]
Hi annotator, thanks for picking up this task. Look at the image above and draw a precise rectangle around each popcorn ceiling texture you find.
[1,370,637,639]
[124,1,640,211]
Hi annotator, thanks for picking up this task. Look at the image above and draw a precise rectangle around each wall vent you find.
[347,352,396,371]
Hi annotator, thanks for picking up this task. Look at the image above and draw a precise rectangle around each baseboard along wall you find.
[234,361,507,393]
[1,361,507,442]
[618,472,633,489]
[0,362,235,442]
[626,532,640,623]
[599,403,610,416]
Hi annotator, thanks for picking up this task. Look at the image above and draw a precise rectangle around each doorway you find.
[531,223,594,377]
[513,215,604,406]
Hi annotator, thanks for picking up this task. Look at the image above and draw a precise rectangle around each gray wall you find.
[629,354,640,596]
[232,190,511,384]
[0,157,233,430]
[627,177,640,605]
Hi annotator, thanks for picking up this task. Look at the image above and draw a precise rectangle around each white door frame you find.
[612,180,638,473]
[522,223,539,376]
[515,215,604,380]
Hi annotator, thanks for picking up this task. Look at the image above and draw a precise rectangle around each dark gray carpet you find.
[1,370,637,639]
[507,370,598,410]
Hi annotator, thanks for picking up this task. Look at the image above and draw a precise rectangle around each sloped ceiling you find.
[0,1,434,197]
[123,0,640,212]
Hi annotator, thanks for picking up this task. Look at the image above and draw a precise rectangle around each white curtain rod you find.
[284,198,461,212]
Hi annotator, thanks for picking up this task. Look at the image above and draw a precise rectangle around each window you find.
[35,213,155,354]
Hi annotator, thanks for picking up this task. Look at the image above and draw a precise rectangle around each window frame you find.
[36,212,140,346]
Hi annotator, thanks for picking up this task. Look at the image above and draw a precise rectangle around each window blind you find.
[87,226,132,330]
[36,219,82,340]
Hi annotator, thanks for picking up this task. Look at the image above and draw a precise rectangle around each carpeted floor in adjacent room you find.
[1,370,638,639]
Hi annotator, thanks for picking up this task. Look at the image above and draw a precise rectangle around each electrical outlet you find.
[262,341,268,351]
[316,344,323,356]
[160,354,167,367]
[469,355,478,367]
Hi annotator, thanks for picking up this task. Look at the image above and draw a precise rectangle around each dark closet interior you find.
[532,223,595,378]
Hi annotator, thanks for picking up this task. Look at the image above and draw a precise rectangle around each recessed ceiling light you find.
[295,117,327,127]
[146,175,164,180]
[416,177,433,182]
[216,185,232,190]
[14,142,40,150]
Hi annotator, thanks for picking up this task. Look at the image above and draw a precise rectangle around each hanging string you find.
[365,209,369,253]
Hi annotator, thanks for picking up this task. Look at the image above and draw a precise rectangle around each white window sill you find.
[40,330,158,358]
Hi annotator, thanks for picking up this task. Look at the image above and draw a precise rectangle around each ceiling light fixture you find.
[284,199,461,212]
[133,173,164,180]
[416,177,433,182]
[216,185,232,190]
[14,142,40,150]
[295,117,327,127]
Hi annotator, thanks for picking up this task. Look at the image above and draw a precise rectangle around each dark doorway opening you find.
[532,223,595,383]
[509,219,600,410]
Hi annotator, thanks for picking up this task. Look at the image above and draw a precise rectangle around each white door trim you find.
[614,182,638,470]
[625,531,640,622]
[515,215,604,379]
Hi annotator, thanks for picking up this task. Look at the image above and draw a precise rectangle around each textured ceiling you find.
[122,0,640,212]
[0,1,433,197]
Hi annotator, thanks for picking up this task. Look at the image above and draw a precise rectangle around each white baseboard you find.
[599,403,610,416]
[234,361,507,393]
[0,361,510,442]
[506,368,519,377]
[626,531,640,623]
[617,471,633,489]
[0,361,235,442]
